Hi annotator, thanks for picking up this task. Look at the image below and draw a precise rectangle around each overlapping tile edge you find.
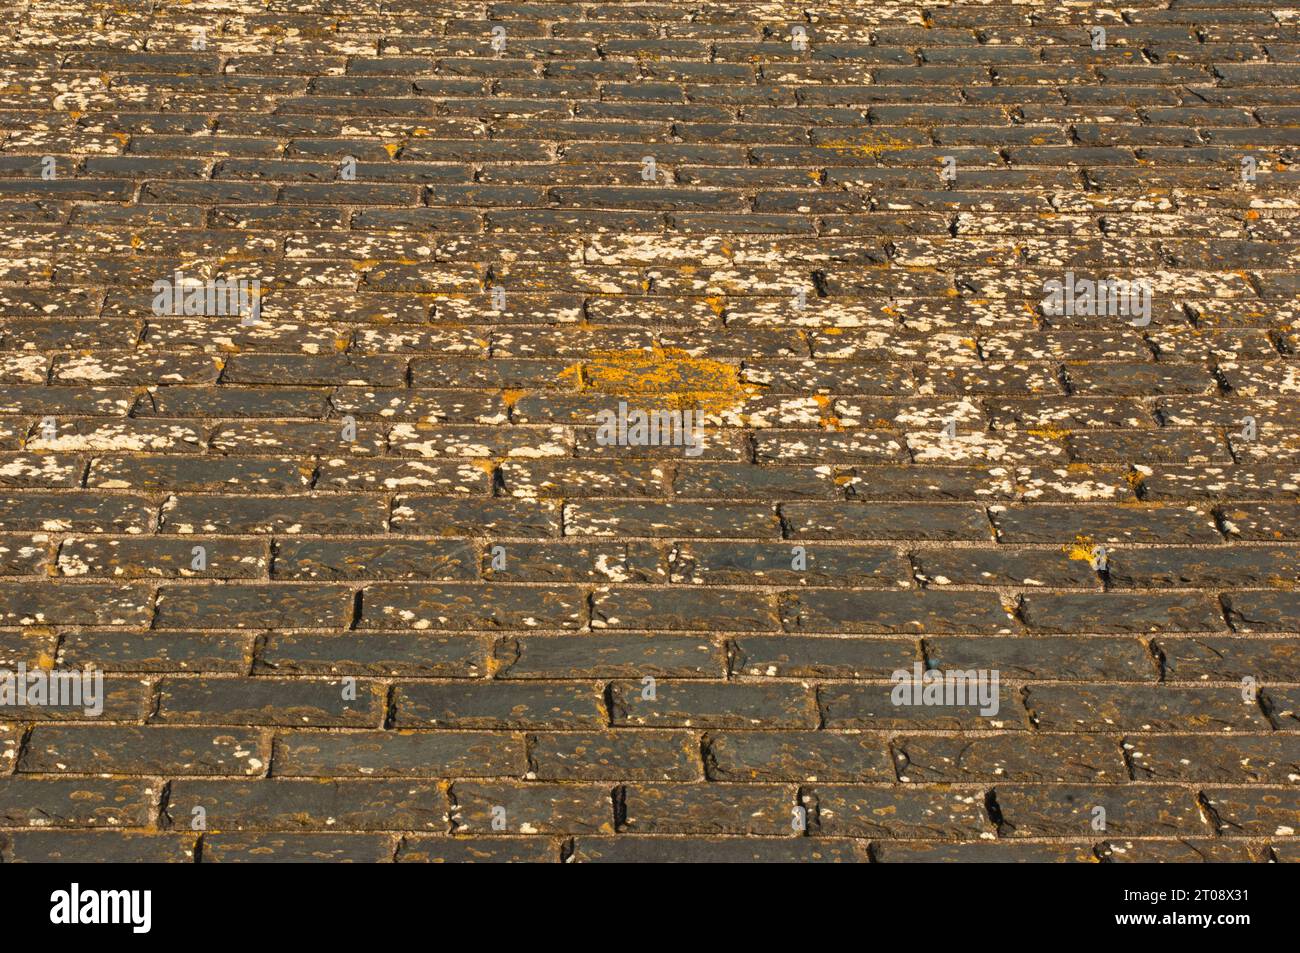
[0,0,1295,862]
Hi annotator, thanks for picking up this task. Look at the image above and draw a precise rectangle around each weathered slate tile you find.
[924,636,1156,680]
[0,455,84,489]
[913,548,1100,588]
[0,534,52,575]
[0,492,154,533]
[784,503,992,540]
[483,541,665,583]
[706,731,893,782]
[153,677,383,727]
[210,421,386,457]
[449,781,614,834]
[819,682,1026,731]
[990,504,1222,543]
[1203,789,1300,836]
[255,632,485,678]
[1019,593,1227,633]
[1224,592,1300,632]
[59,630,248,673]
[0,779,153,827]
[1108,547,1300,588]
[392,497,561,536]
[781,590,1014,633]
[1024,685,1270,732]
[274,539,477,581]
[592,586,780,631]
[59,536,268,579]
[810,786,991,838]
[272,731,522,778]
[19,726,264,776]
[609,680,817,728]
[530,730,700,781]
[622,783,792,834]
[495,633,719,678]
[393,682,604,729]
[873,841,1097,863]
[571,836,865,863]
[4,831,195,863]
[566,501,781,537]
[1158,637,1300,682]
[160,495,388,535]
[203,833,393,863]
[1098,839,1259,863]
[361,583,585,630]
[894,734,1127,783]
[155,585,353,629]
[995,785,1208,837]
[0,583,154,626]
[315,458,489,493]
[1127,734,1300,784]
[165,780,444,831]
[88,456,312,492]
[670,541,908,586]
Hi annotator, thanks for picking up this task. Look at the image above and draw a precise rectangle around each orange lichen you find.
[818,134,914,158]
[559,344,756,413]
[813,394,841,431]
[1065,536,1098,562]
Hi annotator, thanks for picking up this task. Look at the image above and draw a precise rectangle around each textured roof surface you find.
[0,0,1297,863]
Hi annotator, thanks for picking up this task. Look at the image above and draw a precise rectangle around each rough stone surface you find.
[0,0,1293,863]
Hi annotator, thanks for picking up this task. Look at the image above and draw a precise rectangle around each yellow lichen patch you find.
[1065,536,1097,562]
[500,389,527,408]
[34,650,56,671]
[383,142,402,158]
[484,647,508,677]
[1027,427,1071,440]
[813,394,841,431]
[469,458,497,477]
[561,344,756,413]
[818,134,914,159]
[705,296,725,316]
[556,362,584,391]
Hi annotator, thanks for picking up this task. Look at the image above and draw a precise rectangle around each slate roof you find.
[0,0,1296,863]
